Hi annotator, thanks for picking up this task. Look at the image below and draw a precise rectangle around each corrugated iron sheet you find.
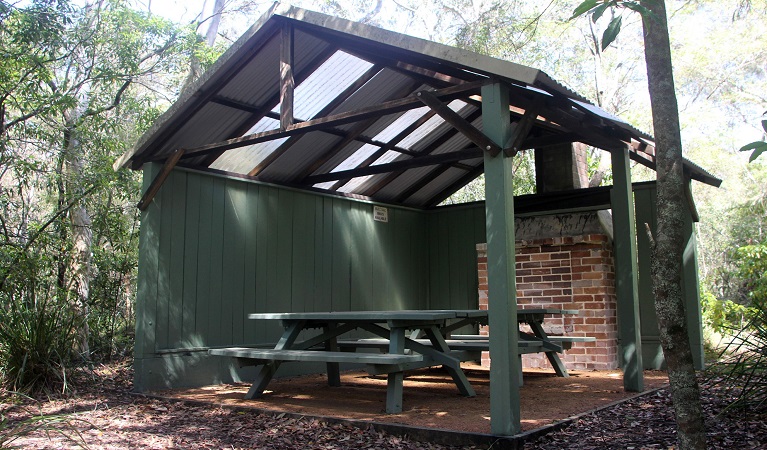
[120,5,720,209]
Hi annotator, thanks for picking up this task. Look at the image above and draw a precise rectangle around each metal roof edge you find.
[275,5,542,86]
[114,2,288,170]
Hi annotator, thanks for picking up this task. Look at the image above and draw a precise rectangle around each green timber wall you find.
[134,166,486,391]
[134,167,703,391]
[634,183,704,370]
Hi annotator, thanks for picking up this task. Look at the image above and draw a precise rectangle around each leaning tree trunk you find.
[640,1,706,449]
[63,110,92,360]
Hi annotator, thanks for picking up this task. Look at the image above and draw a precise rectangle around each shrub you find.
[710,299,767,415]
[0,295,80,394]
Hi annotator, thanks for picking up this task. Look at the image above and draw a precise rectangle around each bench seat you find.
[450,334,596,350]
[208,347,423,365]
[337,338,543,353]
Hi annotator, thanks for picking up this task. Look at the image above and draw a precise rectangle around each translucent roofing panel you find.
[209,117,288,174]
[397,100,469,150]
[331,143,380,173]
[338,175,374,193]
[326,105,432,176]
[291,51,375,120]
[372,150,402,166]
[406,167,467,205]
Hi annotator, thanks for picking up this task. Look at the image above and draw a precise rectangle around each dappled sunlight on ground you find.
[159,364,668,433]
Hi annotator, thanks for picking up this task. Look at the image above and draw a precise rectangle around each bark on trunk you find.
[63,111,92,359]
[640,1,706,449]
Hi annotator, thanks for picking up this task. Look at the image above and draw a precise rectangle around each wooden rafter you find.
[504,97,543,156]
[365,108,483,197]
[304,148,484,184]
[416,90,502,156]
[136,149,185,211]
[291,79,470,183]
[280,23,294,130]
[248,63,385,177]
[129,29,286,169]
[153,80,489,164]
[328,109,438,191]
[202,46,339,167]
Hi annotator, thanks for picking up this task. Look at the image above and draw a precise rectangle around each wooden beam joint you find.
[136,149,185,211]
[415,90,503,157]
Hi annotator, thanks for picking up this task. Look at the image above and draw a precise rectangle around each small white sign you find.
[373,206,389,223]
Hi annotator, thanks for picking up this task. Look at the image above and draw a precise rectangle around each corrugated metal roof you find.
[119,3,721,209]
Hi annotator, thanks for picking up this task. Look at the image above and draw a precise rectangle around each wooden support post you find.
[136,149,185,211]
[280,23,294,130]
[610,147,644,392]
[682,179,704,370]
[482,82,521,436]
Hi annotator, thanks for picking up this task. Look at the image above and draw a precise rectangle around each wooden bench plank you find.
[208,347,422,364]
[337,338,544,352]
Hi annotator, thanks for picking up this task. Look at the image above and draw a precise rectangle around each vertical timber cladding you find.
[426,204,487,313]
[634,182,704,370]
[137,165,477,391]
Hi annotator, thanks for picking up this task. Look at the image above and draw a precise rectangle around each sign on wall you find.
[373,206,388,223]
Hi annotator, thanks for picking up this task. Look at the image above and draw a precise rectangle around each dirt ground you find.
[159,364,670,434]
[3,360,766,449]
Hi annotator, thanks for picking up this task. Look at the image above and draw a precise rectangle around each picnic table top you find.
[247,308,578,322]
[247,310,460,322]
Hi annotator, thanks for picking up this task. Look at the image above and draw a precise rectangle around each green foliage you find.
[734,243,767,302]
[1,394,88,448]
[569,1,649,50]
[0,0,197,390]
[701,288,752,334]
[739,112,767,162]
[0,294,79,394]
[710,298,767,415]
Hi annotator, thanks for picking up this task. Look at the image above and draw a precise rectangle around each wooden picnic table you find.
[445,308,594,378]
[209,310,478,413]
[208,308,592,413]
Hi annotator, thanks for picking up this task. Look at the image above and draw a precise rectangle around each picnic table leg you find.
[245,320,305,399]
[422,326,476,397]
[386,327,406,413]
[528,321,569,377]
[324,324,341,387]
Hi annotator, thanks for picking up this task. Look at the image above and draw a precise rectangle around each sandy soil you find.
[159,364,670,434]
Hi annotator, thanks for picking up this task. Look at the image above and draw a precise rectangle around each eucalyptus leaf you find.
[740,141,767,152]
[601,15,622,51]
[592,3,611,22]
[749,146,766,162]
[622,2,652,17]
[570,0,600,20]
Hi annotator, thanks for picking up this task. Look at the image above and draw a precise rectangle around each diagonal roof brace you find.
[136,148,186,211]
[415,90,503,157]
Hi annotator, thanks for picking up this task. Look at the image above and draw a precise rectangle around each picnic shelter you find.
[115,4,721,435]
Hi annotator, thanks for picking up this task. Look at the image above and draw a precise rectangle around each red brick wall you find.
[476,235,618,371]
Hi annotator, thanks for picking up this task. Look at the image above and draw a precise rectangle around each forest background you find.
[0,0,765,395]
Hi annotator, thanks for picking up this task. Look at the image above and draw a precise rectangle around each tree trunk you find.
[640,1,706,448]
[63,110,92,359]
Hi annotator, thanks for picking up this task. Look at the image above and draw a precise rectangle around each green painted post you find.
[134,163,161,390]
[610,147,644,391]
[682,180,704,370]
[481,82,521,435]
